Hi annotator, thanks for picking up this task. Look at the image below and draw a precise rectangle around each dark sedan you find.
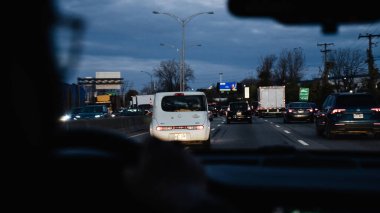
[283,102,314,123]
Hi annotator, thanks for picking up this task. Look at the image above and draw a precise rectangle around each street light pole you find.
[153,11,214,91]
[160,43,201,70]
[141,71,154,93]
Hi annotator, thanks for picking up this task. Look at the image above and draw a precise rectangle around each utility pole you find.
[317,42,335,86]
[358,33,380,93]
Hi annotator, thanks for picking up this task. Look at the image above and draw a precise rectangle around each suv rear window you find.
[336,94,378,108]
[161,95,206,112]
[229,102,248,111]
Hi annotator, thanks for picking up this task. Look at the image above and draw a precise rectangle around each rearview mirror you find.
[228,0,380,34]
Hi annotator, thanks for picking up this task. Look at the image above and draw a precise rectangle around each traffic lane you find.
[211,116,296,150]
[251,117,329,150]
[266,117,380,151]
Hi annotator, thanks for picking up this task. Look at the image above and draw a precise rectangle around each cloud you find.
[56,0,380,92]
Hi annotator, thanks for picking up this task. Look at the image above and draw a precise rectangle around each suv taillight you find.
[371,108,380,112]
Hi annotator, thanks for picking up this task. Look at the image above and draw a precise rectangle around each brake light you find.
[157,125,204,131]
[174,93,184,96]
[331,109,346,114]
[227,107,230,111]
[371,108,380,112]
[308,108,313,112]
[186,125,204,130]
[156,126,173,131]
[288,109,293,113]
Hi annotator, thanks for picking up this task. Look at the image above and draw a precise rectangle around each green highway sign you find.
[299,87,309,101]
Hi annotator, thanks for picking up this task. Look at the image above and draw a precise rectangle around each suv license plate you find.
[353,114,363,119]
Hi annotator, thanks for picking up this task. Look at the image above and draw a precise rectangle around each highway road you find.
[128,116,380,151]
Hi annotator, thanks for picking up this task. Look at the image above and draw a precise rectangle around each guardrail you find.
[61,116,151,134]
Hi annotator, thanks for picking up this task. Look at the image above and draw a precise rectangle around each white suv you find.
[150,91,211,147]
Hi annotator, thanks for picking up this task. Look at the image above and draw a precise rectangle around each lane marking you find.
[128,132,149,138]
[211,128,216,131]
[264,120,268,122]
[284,130,291,134]
[297,140,309,146]
[275,125,280,128]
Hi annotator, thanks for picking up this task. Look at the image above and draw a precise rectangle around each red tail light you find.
[308,108,313,112]
[288,109,293,113]
[371,108,380,112]
[331,109,346,114]
[174,93,184,96]
[156,126,173,131]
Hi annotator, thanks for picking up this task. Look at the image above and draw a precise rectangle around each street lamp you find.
[153,11,214,91]
[140,71,154,93]
[160,43,202,64]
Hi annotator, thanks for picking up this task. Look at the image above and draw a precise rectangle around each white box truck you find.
[257,86,286,117]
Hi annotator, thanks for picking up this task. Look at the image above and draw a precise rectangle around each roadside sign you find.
[299,87,309,101]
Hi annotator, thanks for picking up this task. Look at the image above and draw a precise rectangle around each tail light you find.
[156,126,173,131]
[288,109,293,113]
[157,125,204,131]
[371,108,380,112]
[308,108,313,112]
[331,109,346,114]
[186,125,204,130]
[174,93,184,96]
[227,107,230,111]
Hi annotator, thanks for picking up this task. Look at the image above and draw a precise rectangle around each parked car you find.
[226,101,252,124]
[283,102,314,123]
[315,93,380,138]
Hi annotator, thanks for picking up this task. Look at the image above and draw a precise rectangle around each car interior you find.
[9,0,380,213]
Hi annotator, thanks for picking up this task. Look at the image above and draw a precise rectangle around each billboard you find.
[219,82,237,92]
[96,72,121,90]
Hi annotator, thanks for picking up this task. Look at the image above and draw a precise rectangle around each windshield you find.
[54,0,380,152]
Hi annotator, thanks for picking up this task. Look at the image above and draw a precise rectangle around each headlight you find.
[59,114,71,122]
[95,115,101,118]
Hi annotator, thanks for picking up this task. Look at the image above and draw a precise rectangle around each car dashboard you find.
[195,149,380,213]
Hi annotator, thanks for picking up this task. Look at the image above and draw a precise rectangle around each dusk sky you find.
[55,0,380,91]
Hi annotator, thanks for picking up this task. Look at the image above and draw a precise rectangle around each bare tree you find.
[153,59,194,92]
[330,48,366,92]
[256,54,277,86]
[274,48,305,85]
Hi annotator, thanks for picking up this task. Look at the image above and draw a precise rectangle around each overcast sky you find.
[55,0,380,91]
